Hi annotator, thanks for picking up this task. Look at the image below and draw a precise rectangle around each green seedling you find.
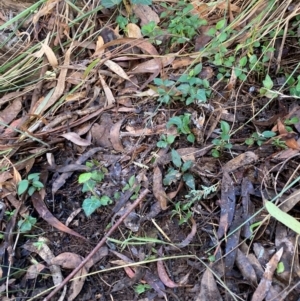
[141,21,163,44]
[176,63,211,105]
[161,1,207,44]
[134,284,151,295]
[123,175,141,200]
[245,131,276,146]
[260,74,279,98]
[284,117,299,132]
[78,161,112,217]
[153,78,176,104]
[18,215,37,233]
[211,121,232,157]
[164,149,195,190]
[272,137,287,150]
[172,184,218,225]
[167,113,195,143]
[18,173,44,197]
[157,134,175,148]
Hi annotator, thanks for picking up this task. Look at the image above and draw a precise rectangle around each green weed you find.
[211,121,232,157]
[18,173,44,197]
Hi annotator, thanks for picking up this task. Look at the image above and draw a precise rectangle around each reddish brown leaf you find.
[31,191,86,240]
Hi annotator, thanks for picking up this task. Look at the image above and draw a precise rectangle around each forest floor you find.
[1,0,300,300]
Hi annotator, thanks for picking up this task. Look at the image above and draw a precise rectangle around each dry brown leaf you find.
[99,73,115,106]
[195,268,222,301]
[133,4,160,25]
[44,44,73,111]
[51,252,84,269]
[23,237,67,300]
[157,248,180,288]
[110,119,125,152]
[93,36,104,58]
[65,91,86,102]
[0,99,22,133]
[222,151,258,173]
[251,248,283,301]
[31,191,86,240]
[130,54,175,74]
[32,0,59,24]
[25,263,46,280]
[104,60,132,81]
[60,132,91,146]
[280,189,300,212]
[41,43,58,67]
[236,249,257,284]
[126,23,142,38]
[153,166,168,210]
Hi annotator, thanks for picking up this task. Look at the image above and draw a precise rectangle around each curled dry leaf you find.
[23,237,67,300]
[60,132,91,146]
[0,99,22,133]
[133,4,160,25]
[153,166,168,210]
[25,263,46,280]
[99,73,115,106]
[31,191,86,240]
[157,248,180,288]
[104,60,132,82]
[110,119,125,152]
[126,23,142,38]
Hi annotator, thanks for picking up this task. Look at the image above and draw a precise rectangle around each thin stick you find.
[43,189,149,301]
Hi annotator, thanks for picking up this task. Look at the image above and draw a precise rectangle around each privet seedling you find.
[163,149,195,190]
[78,161,112,217]
[122,175,141,200]
[245,131,276,146]
[18,173,44,197]
[157,134,175,148]
[167,113,195,143]
[172,184,218,225]
[211,121,232,157]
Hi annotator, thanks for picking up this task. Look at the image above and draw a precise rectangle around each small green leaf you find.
[91,170,104,182]
[181,161,193,172]
[157,140,168,148]
[166,135,175,144]
[84,59,100,78]
[263,74,273,89]
[163,168,181,186]
[212,138,221,146]
[277,262,285,274]
[28,173,40,181]
[183,173,195,190]
[239,56,247,67]
[187,134,195,143]
[171,149,182,168]
[216,19,226,30]
[18,215,37,232]
[32,181,44,189]
[18,180,29,195]
[193,63,202,75]
[129,175,135,187]
[28,186,36,196]
[211,149,220,158]
[245,138,254,146]
[220,121,230,134]
[131,0,152,4]
[100,195,112,206]
[167,116,182,129]
[78,172,92,184]
[82,179,96,193]
[82,196,102,217]
[265,200,300,235]
[262,131,276,138]
[285,117,299,125]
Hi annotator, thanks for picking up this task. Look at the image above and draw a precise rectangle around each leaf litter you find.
[0,0,300,300]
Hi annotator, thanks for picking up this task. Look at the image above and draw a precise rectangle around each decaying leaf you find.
[110,119,125,152]
[195,268,222,301]
[60,132,91,146]
[251,248,283,301]
[153,166,168,210]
